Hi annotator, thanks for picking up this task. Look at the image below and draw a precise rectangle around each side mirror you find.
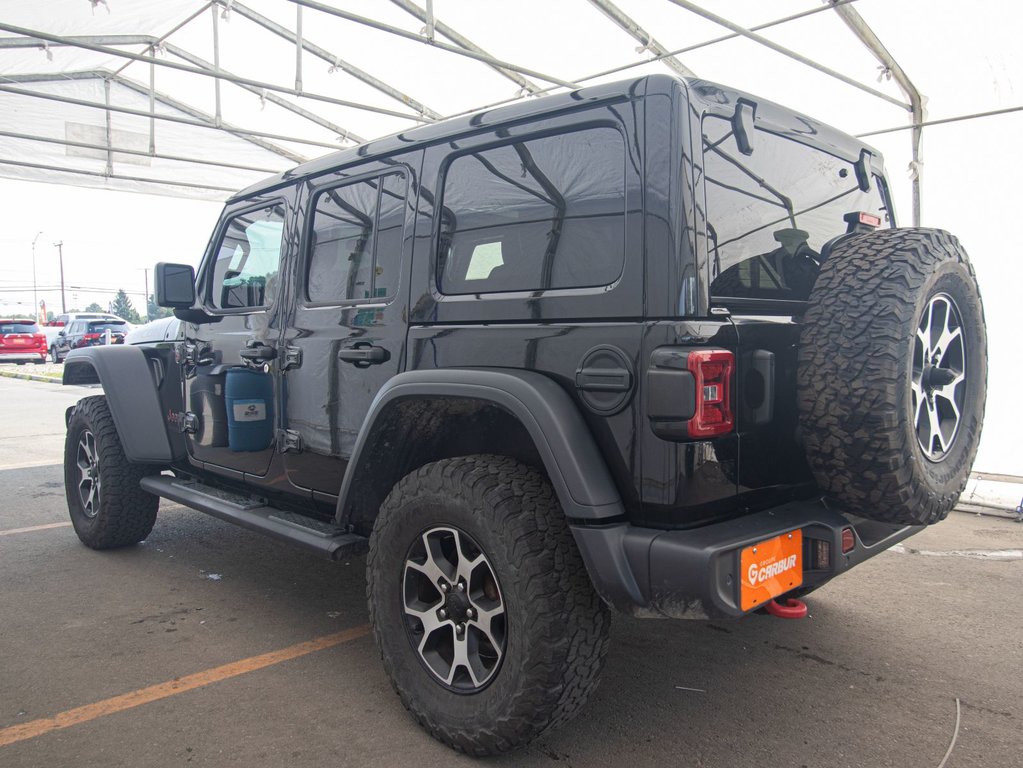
[57,330,65,337]
[155,262,196,309]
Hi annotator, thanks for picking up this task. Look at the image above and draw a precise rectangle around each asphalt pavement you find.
[0,374,1020,768]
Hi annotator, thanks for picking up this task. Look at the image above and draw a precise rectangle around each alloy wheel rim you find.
[911,292,967,462]
[76,430,101,517]
[401,526,506,693]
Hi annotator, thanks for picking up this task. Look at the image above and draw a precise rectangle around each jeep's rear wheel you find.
[64,395,159,548]
[367,455,610,755]
[797,228,987,525]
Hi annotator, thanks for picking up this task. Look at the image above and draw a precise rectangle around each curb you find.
[0,369,63,385]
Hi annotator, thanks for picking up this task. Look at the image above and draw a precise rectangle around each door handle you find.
[338,344,389,367]
[240,343,277,362]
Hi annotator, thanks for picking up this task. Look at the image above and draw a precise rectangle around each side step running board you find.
[140,475,367,561]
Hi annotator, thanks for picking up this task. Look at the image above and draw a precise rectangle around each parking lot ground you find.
[0,375,1020,768]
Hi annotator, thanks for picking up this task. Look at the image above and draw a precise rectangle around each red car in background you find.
[0,319,47,364]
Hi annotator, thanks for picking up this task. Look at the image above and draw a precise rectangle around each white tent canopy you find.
[2,0,1017,206]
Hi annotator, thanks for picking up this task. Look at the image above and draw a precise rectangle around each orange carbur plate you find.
[740,529,803,611]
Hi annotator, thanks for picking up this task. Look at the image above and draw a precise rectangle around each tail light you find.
[33,334,46,346]
[83,333,101,342]
[841,527,856,553]
[686,349,734,438]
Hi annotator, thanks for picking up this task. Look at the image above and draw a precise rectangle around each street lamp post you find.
[31,231,42,322]
[53,241,66,314]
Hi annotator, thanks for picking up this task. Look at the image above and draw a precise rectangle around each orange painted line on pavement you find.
[0,522,73,537]
[0,624,371,748]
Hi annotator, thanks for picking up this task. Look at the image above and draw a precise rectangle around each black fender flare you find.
[63,346,175,464]
[336,368,626,523]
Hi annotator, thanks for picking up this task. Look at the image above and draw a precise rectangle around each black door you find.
[278,155,420,497]
[182,193,293,481]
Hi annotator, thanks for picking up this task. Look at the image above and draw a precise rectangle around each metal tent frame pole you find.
[387,0,543,95]
[228,1,441,120]
[830,1,924,224]
[0,23,429,123]
[288,0,577,89]
[587,0,697,79]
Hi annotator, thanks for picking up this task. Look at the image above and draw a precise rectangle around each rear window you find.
[702,114,889,303]
[438,126,627,295]
[0,322,39,334]
[86,321,126,332]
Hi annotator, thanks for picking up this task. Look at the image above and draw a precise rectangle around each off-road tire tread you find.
[797,228,985,525]
[64,395,159,548]
[367,455,610,756]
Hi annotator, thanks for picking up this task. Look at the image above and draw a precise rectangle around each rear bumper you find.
[0,350,46,361]
[570,499,922,619]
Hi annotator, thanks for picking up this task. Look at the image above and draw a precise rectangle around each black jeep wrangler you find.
[61,74,986,755]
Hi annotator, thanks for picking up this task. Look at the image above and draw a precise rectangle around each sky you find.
[0,0,1019,474]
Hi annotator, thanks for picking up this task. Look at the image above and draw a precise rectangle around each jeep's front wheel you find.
[64,395,159,548]
[367,455,610,755]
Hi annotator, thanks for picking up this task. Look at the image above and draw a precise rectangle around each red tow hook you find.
[765,597,808,619]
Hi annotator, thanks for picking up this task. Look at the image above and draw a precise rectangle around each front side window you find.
[210,204,285,310]
[702,115,888,303]
[438,127,627,295]
[306,172,407,304]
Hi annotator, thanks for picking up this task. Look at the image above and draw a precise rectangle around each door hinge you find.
[277,429,303,453]
[282,346,303,371]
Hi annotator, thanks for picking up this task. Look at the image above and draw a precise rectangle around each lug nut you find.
[456,582,465,592]
[466,608,475,619]
[438,609,448,619]
[456,623,465,635]
[440,582,450,593]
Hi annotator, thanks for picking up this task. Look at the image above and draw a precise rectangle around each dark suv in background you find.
[60,74,987,755]
[52,319,128,362]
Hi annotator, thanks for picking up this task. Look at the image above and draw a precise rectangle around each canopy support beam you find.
[587,0,697,79]
[830,1,924,224]
[0,22,428,122]
[388,0,544,95]
[290,0,576,89]
[0,78,315,161]
[228,1,441,119]
[664,0,910,111]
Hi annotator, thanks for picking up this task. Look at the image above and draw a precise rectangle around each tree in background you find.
[110,289,142,324]
[146,294,174,320]
[85,302,104,313]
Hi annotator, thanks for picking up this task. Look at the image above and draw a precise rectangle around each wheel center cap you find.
[444,590,471,621]
[923,365,956,392]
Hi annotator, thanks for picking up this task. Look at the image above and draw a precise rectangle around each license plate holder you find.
[740,529,803,611]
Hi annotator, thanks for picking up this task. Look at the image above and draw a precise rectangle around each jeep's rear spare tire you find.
[797,228,987,526]
[367,455,610,755]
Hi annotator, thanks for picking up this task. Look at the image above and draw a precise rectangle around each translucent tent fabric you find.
[0,0,1020,204]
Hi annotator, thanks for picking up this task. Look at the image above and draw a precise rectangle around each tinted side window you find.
[209,204,285,310]
[307,172,407,304]
[702,115,888,302]
[438,127,626,294]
